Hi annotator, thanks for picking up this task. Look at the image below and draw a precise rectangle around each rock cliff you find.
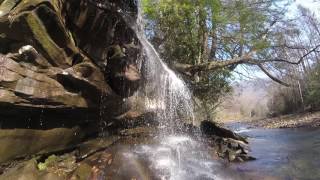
[0,0,141,163]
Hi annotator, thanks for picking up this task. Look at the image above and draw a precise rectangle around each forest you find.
[142,0,320,119]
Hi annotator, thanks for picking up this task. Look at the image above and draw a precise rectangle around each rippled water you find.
[104,127,320,180]
[229,125,320,180]
[113,135,248,180]
[133,136,222,180]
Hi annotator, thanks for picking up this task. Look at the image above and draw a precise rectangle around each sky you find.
[289,0,320,17]
[233,0,320,82]
[294,0,320,14]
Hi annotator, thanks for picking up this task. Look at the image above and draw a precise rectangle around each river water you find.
[228,124,320,180]
[102,125,320,180]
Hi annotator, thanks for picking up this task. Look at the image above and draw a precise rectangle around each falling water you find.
[133,135,225,180]
[113,2,229,180]
[115,0,194,132]
[131,2,195,133]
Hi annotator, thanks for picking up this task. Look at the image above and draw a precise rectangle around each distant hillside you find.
[216,79,271,122]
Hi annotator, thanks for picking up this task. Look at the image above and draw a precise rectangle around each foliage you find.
[267,85,303,115]
[305,64,320,109]
[142,0,288,118]
[266,6,320,115]
[38,155,58,171]
[267,63,320,115]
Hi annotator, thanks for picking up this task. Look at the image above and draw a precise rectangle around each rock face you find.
[0,0,142,163]
[0,0,141,115]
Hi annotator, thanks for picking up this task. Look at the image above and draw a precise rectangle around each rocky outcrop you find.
[181,120,254,162]
[0,0,142,164]
[0,127,84,163]
[0,124,254,179]
[0,0,141,115]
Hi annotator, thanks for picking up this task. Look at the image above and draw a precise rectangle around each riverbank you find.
[229,111,320,129]
[0,121,254,179]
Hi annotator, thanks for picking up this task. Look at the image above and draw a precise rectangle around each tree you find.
[267,5,320,114]
[142,0,320,118]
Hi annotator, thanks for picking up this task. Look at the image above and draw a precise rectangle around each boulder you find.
[200,120,248,143]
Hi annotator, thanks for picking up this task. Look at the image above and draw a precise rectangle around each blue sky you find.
[288,0,320,17]
[294,0,320,14]
[233,0,320,81]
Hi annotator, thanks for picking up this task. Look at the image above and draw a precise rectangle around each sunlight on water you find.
[116,2,227,179]
[129,135,231,180]
[120,1,195,130]
[135,25,195,129]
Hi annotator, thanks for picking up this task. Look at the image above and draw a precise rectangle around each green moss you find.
[109,45,126,60]
[37,155,58,171]
[0,0,21,17]
[24,11,70,67]
[11,0,52,15]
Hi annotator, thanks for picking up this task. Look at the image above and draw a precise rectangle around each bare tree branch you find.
[173,44,320,86]
[257,64,290,86]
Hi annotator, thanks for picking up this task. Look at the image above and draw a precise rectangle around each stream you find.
[228,123,320,180]
[100,125,320,180]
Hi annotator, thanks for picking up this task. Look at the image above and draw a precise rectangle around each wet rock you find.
[0,127,84,164]
[72,144,154,180]
[196,121,255,162]
[235,156,244,162]
[0,0,142,164]
[105,44,141,97]
[213,137,255,162]
[120,127,156,137]
[70,162,92,180]
[37,153,78,178]
[0,0,142,116]
[0,54,90,108]
[77,136,120,160]
[65,0,142,97]
[200,120,248,143]
[227,150,236,161]
[0,159,63,180]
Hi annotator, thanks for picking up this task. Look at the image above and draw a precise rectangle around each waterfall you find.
[115,3,230,180]
[129,1,195,133]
